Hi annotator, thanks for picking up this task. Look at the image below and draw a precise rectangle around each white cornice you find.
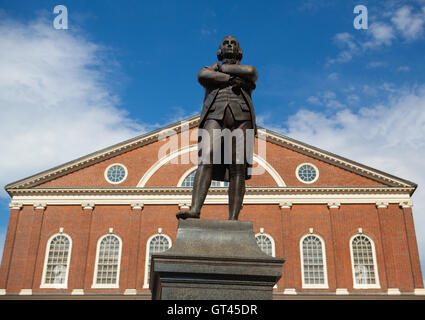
[10,187,412,207]
[7,186,415,196]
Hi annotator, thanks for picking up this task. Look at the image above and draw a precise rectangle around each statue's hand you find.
[211,62,222,72]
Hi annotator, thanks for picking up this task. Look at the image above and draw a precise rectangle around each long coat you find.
[197,63,257,181]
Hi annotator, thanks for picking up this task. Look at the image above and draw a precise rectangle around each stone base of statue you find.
[149,218,285,300]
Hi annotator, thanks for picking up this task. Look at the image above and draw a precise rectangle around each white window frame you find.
[350,233,380,289]
[177,166,198,187]
[40,233,72,289]
[300,234,329,289]
[143,233,172,288]
[255,232,276,257]
[295,162,319,184]
[91,233,123,289]
[104,163,128,185]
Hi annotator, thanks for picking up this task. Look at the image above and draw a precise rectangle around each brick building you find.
[0,115,424,299]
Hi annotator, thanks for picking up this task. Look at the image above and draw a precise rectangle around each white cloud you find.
[398,66,411,72]
[279,86,425,276]
[329,5,425,64]
[347,94,360,105]
[306,91,346,109]
[391,6,425,40]
[307,96,322,105]
[327,72,339,81]
[327,33,357,65]
[364,22,395,48]
[0,16,155,194]
[367,61,387,69]
[333,32,358,51]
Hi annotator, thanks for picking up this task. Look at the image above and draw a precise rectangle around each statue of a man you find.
[177,36,258,221]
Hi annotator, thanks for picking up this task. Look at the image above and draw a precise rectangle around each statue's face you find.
[220,36,240,59]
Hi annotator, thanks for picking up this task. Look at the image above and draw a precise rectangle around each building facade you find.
[0,115,424,298]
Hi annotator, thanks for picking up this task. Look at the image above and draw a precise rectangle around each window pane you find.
[302,236,325,285]
[147,235,170,282]
[256,234,273,256]
[352,235,377,285]
[44,235,70,285]
[95,235,120,285]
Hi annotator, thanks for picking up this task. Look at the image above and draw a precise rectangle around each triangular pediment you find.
[5,115,417,196]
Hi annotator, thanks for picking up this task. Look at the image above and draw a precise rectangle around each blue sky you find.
[1,0,425,278]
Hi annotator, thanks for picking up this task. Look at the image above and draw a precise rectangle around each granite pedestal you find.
[150,218,285,300]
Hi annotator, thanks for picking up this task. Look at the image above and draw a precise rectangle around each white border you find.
[296,162,319,184]
[138,145,196,187]
[137,145,286,187]
[349,233,380,289]
[104,163,128,185]
[91,233,123,289]
[299,233,329,289]
[40,233,72,289]
[143,233,172,288]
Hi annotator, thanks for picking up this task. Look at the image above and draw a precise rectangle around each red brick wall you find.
[0,202,423,294]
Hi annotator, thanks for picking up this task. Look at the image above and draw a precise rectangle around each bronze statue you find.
[177,36,258,221]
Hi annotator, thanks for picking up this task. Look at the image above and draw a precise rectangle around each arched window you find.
[41,233,72,288]
[255,233,275,256]
[180,168,229,187]
[92,234,122,288]
[350,234,380,288]
[143,234,172,288]
[300,234,328,288]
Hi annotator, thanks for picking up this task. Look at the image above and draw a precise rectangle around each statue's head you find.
[217,36,243,63]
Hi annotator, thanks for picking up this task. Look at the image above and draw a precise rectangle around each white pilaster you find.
[376,201,389,209]
[131,202,144,210]
[81,202,95,210]
[327,202,341,209]
[9,202,23,210]
[279,202,292,209]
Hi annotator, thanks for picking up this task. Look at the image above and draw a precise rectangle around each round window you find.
[296,163,319,184]
[105,164,127,184]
